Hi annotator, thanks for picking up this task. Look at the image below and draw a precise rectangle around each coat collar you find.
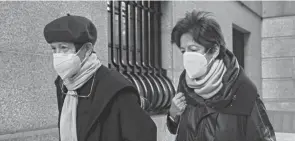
[211,68,259,115]
[184,68,258,116]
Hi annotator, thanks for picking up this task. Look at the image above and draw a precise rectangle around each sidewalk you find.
[276,132,295,141]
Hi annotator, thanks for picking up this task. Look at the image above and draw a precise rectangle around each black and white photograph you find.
[0,0,294,141]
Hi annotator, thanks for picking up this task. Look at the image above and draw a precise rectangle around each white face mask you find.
[53,53,81,80]
[183,50,215,79]
[53,44,91,80]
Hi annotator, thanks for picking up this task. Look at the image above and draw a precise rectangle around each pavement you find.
[275,132,295,141]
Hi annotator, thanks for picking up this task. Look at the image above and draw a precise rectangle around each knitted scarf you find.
[59,53,102,141]
[179,49,240,102]
[186,59,227,99]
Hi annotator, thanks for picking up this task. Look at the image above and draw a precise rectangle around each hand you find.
[169,92,187,118]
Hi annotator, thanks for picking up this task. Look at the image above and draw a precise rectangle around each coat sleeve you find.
[250,97,276,141]
[166,113,180,134]
[166,71,185,134]
[116,91,157,141]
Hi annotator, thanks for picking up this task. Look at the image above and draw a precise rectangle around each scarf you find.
[185,59,227,99]
[179,49,240,104]
[59,53,102,141]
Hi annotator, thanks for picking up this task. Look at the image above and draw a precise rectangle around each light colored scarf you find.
[186,59,227,99]
[59,53,102,141]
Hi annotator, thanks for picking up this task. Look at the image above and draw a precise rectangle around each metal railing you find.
[107,1,175,114]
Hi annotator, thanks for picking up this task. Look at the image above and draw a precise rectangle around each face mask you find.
[183,49,215,79]
[53,45,90,80]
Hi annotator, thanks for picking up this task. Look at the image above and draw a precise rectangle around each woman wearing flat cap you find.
[43,14,156,141]
[166,10,275,141]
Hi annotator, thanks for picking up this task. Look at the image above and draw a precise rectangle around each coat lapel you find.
[84,67,137,138]
[214,69,259,115]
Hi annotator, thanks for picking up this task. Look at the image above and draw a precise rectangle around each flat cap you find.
[43,14,97,45]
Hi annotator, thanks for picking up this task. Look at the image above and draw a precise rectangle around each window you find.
[107,1,175,115]
[232,28,245,68]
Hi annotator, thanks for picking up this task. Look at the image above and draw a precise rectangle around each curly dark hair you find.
[171,10,226,59]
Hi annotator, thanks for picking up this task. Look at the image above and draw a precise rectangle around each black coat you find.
[55,66,157,141]
[166,69,276,141]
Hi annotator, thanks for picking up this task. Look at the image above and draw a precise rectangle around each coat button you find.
[233,95,237,100]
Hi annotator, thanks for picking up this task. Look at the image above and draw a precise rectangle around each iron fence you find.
[107,1,175,114]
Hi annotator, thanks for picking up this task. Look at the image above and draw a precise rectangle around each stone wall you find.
[262,1,295,112]
[0,1,108,140]
[261,1,295,135]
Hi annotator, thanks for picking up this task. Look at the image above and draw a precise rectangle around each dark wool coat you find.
[167,69,276,141]
[55,66,157,141]
[167,50,276,141]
